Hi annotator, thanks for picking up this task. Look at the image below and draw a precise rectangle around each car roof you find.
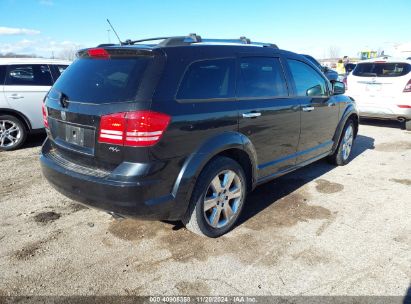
[0,58,71,65]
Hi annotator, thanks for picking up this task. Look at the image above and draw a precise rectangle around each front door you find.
[286,58,339,165]
[237,56,301,180]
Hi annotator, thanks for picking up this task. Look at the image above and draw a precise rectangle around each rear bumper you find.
[358,105,411,120]
[348,94,411,120]
[40,139,185,220]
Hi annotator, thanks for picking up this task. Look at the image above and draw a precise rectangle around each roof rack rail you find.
[123,34,278,49]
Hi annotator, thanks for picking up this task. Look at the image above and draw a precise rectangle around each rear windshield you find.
[49,57,151,103]
[353,62,411,77]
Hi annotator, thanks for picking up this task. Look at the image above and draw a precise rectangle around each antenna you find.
[106,19,122,45]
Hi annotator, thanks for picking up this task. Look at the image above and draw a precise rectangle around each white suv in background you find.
[0,58,71,150]
[346,58,411,130]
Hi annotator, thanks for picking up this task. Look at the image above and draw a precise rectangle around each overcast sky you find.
[0,0,410,58]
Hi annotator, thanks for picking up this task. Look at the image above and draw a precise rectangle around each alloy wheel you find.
[342,125,354,161]
[203,170,243,229]
[0,120,22,148]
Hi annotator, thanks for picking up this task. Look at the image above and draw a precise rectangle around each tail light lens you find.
[403,79,411,92]
[397,105,411,108]
[42,103,49,128]
[98,111,171,147]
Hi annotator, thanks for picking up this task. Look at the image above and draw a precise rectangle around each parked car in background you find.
[40,35,358,237]
[346,58,411,130]
[302,54,339,81]
[0,58,71,150]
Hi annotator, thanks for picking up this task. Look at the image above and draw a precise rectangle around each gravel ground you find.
[0,120,410,297]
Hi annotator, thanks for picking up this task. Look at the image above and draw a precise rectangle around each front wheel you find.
[182,156,247,237]
[328,120,355,166]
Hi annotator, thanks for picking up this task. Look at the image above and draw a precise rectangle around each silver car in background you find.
[0,58,70,150]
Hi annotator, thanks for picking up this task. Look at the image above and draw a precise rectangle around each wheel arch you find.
[331,104,359,153]
[0,108,32,132]
[171,131,258,218]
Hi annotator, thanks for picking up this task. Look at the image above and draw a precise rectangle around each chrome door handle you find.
[242,112,261,118]
[7,94,24,99]
[302,106,315,112]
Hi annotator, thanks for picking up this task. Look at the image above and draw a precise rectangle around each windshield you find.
[353,62,410,77]
[49,57,151,103]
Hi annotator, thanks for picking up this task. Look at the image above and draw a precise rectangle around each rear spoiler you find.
[76,47,156,59]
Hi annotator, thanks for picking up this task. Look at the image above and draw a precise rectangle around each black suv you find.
[40,35,359,237]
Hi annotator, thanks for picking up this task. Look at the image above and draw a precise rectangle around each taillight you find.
[397,105,411,108]
[403,79,411,92]
[98,111,171,147]
[42,103,49,128]
[87,48,110,59]
[99,112,125,145]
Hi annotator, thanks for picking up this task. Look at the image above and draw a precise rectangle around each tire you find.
[328,119,355,166]
[0,115,27,151]
[182,156,247,237]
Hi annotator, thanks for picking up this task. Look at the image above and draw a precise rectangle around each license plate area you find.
[65,124,85,146]
[49,118,96,155]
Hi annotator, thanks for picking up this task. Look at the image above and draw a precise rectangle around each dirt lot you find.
[0,120,410,297]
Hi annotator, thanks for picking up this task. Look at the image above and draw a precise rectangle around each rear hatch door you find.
[45,47,165,170]
[348,61,411,103]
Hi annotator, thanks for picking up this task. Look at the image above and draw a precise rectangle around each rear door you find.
[238,55,301,180]
[286,58,339,165]
[4,64,53,129]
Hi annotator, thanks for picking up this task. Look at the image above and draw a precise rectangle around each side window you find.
[238,57,288,98]
[5,64,53,86]
[287,59,328,97]
[0,65,6,85]
[177,58,235,100]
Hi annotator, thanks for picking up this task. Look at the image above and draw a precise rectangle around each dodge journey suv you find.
[40,35,359,237]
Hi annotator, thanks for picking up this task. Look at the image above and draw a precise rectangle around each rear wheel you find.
[328,119,355,166]
[0,115,27,151]
[182,156,247,237]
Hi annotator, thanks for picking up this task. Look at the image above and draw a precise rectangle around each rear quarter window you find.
[353,62,411,77]
[176,58,235,100]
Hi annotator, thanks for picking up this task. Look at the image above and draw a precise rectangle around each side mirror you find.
[332,81,345,95]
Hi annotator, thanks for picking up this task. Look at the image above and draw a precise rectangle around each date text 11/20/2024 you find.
[149,296,257,303]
